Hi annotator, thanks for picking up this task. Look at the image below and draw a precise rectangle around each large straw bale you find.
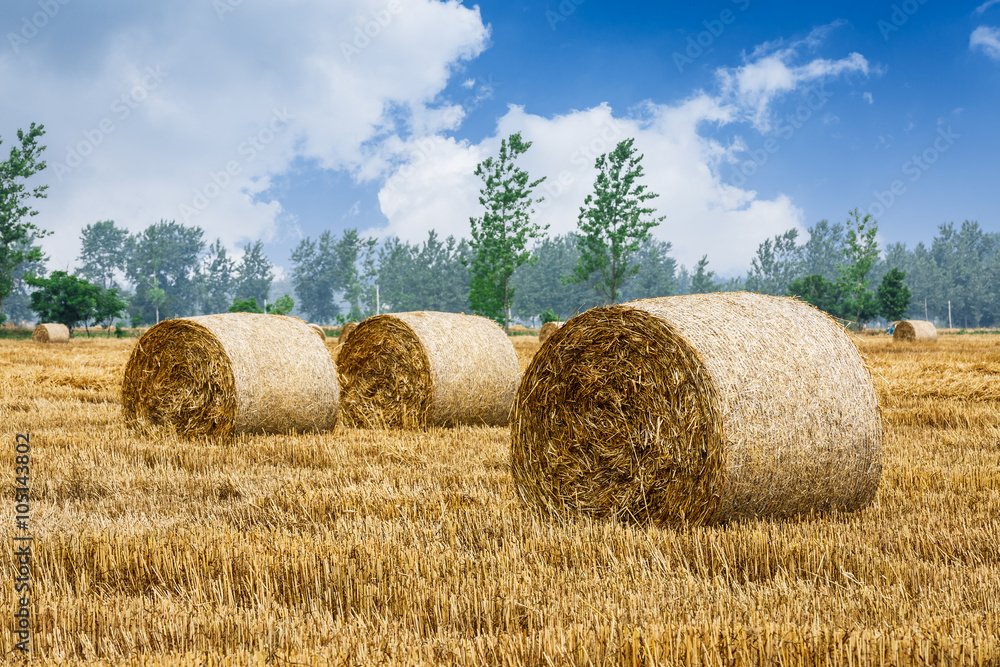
[893,319,937,342]
[538,321,564,344]
[32,323,70,343]
[338,321,358,345]
[122,313,339,437]
[338,311,519,428]
[511,292,883,526]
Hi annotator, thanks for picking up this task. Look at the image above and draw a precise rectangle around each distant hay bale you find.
[538,321,564,344]
[122,313,339,438]
[511,292,883,527]
[338,311,519,428]
[893,319,937,342]
[338,321,358,345]
[308,323,327,342]
[32,323,70,343]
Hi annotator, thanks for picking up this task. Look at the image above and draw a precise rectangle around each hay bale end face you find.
[338,321,358,345]
[893,319,937,342]
[338,311,519,428]
[538,321,564,345]
[511,292,883,527]
[122,313,339,438]
[32,323,70,343]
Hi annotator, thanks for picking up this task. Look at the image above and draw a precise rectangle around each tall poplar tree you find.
[566,138,664,303]
[468,133,546,331]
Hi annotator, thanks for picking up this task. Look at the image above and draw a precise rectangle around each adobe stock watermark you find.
[179,107,293,223]
[383,76,498,195]
[50,66,168,182]
[341,0,403,62]
[865,125,959,219]
[673,0,751,73]
[536,116,626,208]
[213,0,242,21]
[727,84,832,187]
[546,0,586,31]
[7,0,72,54]
[877,0,929,41]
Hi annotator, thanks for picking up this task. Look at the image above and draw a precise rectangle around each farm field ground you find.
[1,333,998,665]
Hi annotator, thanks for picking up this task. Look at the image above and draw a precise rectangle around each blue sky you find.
[2,0,997,278]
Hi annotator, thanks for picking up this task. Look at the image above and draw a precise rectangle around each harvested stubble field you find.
[0,334,998,666]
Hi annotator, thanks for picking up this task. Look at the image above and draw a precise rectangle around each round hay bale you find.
[538,321,564,345]
[308,323,327,342]
[893,319,937,342]
[511,292,883,526]
[338,321,358,345]
[32,323,70,343]
[122,313,339,438]
[338,311,519,428]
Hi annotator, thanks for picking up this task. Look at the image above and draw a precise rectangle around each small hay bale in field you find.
[893,319,937,342]
[32,323,70,343]
[511,292,883,527]
[538,321,564,344]
[122,313,339,438]
[308,323,327,342]
[338,321,358,345]
[338,311,519,428]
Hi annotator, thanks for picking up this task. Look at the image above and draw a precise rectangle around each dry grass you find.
[538,321,563,344]
[0,333,998,665]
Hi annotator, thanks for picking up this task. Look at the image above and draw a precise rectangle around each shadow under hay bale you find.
[538,321,564,344]
[511,292,883,527]
[338,311,519,428]
[33,323,70,343]
[893,319,937,343]
[338,321,358,345]
[122,313,339,438]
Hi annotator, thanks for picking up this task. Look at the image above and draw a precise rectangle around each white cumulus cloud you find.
[971,25,1000,59]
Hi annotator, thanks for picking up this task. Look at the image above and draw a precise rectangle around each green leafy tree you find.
[876,267,911,322]
[234,240,273,307]
[144,277,167,323]
[93,287,128,328]
[539,308,558,324]
[837,209,880,328]
[0,123,50,324]
[127,220,205,323]
[802,219,846,281]
[77,220,130,289]
[690,255,718,294]
[787,274,845,316]
[510,233,591,324]
[745,229,802,295]
[566,138,665,303]
[4,234,47,325]
[335,229,377,321]
[266,294,294,315]
[468,132,547,331]
[291,231,340,324]
[200,239,236,314]
[25,271,100,334]
[620,238,677,301]
[377,231,471,314]
[228,296,263,313]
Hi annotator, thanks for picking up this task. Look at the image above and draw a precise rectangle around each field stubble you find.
[0,335,998,665]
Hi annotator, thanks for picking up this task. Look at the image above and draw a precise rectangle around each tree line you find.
[2,124,999,331]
